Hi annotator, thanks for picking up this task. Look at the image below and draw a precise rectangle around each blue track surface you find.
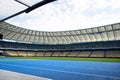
[0,58,120,80]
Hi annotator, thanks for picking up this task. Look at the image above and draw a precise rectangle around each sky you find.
[0,0,120,31]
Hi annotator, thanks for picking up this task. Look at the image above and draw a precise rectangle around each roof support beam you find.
[15,0,30,7]
[0,0,57,22]
[25,0,57,13]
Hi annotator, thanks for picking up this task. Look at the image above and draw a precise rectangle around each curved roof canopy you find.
[0,22,120,44]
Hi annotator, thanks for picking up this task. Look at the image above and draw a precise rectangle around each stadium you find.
[0,21,120,58]
[0,0,120,80]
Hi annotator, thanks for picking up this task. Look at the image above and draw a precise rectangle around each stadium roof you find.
[0,0,120,31]
[0,22,120,44]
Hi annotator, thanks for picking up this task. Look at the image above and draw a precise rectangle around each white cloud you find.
[2,0,120,31]
[0,0,26,18]
[110,0,120,9]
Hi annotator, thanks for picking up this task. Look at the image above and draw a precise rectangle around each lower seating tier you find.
[2,50,120,57]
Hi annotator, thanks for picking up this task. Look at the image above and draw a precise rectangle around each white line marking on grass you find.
[0,63,120,79]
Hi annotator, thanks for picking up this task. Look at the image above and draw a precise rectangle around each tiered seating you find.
[52,52,61,57]
[2,50,120,57]
[36,52,44,56]
[67,51,78,57]
[77,51,91,57]
[16,51,27,56]
[106,50,120,57]
[27,51,36,56]
[58,52,65,56]
[59,52,70,57]
[1,40,120,53]
[0,39,120,57]
[5,50,18,56]
[90,51,104,57]
[44,52,53,56]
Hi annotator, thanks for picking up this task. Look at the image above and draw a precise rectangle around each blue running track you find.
[0,58,120,80]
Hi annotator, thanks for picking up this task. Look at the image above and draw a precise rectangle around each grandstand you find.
[1,1,120,80]
[0,22,120,57]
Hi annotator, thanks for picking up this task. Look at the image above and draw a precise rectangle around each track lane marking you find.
[0,63,120,79]
[30,63,120,72]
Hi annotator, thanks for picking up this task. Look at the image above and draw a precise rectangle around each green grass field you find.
[4,57,120,62]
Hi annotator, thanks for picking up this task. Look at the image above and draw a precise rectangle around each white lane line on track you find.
[31,63,120,72]
[0,63,120,79]
[1,59,119,71]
